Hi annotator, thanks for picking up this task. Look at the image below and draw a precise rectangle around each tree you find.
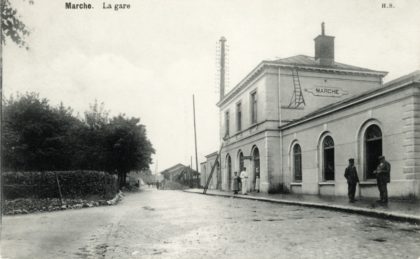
[2,93,76,171]
[2,93,155,189]
[103,115,155,188]
[67,100,110,171]
[1,0,32,223]
[1,0,31,48]
[84,100,109,130]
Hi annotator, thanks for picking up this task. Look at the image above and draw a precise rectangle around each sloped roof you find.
[160,163,186,174]
[160,163,200,179]
[205,151,218,158]
[271,55,382,73]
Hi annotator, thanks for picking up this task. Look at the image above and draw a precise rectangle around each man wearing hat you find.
[374,156,391,203]
[344,158,359,202]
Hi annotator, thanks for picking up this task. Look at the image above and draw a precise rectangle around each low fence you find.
[3,171,118,199]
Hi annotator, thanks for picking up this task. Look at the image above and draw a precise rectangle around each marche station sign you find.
[304,87,348,97]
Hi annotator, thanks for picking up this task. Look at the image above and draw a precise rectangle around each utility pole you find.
[190,155,193,187]
[192,95,199,174]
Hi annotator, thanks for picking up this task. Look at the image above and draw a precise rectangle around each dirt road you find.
[1,189,420,258]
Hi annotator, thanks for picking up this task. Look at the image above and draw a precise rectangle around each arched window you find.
[252,147,260,190]
[293,144,302,182]
[365,125,382,179]
[226,154,232,190]
[323,136,335,181]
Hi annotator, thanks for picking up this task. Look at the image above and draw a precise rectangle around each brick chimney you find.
[314,22,334,66]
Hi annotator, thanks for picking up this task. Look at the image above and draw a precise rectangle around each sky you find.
[5,0,420,172]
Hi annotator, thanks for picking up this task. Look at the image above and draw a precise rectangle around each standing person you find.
[344,158,359,203]
[240,167,248,195]
[374,156,391,203]
[255,168,260,193]
[232,171,239,195]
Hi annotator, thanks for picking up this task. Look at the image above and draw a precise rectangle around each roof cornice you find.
[217,61,265,107]
[217,61,388,108]
[264,61,388,77]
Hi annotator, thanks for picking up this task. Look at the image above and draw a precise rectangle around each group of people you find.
[345,155,391,204]
[232,167,260,195]
[229,155,391,204]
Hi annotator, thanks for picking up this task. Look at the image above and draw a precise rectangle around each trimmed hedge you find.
[4,171,118,199]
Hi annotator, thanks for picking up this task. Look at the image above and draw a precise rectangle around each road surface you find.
[1,189,420,258]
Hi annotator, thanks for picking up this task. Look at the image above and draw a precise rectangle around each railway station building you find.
[204,24,420,199]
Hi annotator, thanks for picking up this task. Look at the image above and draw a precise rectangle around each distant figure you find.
[344,158,359,203]
[374,156,391,203]
[255,168,260,193]
[240,167,248,195]
[232,171,239,195]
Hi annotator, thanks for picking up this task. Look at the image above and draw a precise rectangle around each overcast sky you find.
[5,0,420,172]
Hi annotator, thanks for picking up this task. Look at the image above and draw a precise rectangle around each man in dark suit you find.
[344,158,359,203]
[374,156,391,203]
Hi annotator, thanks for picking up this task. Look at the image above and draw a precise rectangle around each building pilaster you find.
[402,88,420,185]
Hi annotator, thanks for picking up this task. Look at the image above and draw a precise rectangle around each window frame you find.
[292,143,302,182]
[239,151,244,172]
[322,135,335,181]
[250,90,258,125]
[226,154,232,190]
[224,110,230,137]
[364,124,383,180]
[236,102,242,132]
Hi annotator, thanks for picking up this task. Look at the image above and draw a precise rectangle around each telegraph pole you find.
[190,155,193,187]
[192,95,199,174]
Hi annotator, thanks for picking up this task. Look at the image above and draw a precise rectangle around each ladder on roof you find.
[288,67,305,108]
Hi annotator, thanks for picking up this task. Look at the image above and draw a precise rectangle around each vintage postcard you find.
[1,0,420,258]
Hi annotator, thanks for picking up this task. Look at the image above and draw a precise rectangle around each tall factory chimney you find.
[314,22,335,66]
[219,36,226,101]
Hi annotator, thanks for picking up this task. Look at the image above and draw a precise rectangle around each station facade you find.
[203,25,420,199]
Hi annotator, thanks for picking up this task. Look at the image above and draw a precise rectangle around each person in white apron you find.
[240,167,248,195]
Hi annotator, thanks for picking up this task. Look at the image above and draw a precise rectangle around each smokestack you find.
[314,22,334,66]
[219,36,226,101]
